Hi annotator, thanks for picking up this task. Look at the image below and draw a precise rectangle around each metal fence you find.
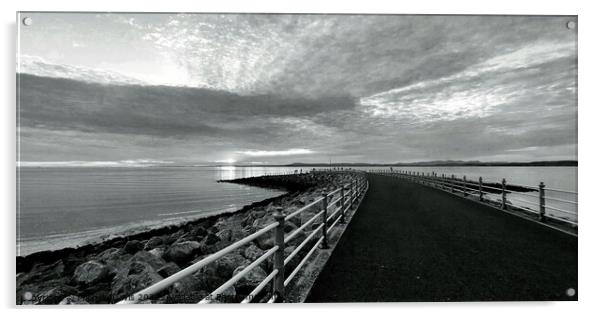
[117,173,369,304]
[369,169,577,228]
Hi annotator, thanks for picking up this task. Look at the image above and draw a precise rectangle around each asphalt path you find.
[306,174,577,302]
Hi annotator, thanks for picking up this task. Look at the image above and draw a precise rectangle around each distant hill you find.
[277,160,577,167]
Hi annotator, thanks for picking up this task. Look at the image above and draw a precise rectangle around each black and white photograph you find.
[14,11,579,305]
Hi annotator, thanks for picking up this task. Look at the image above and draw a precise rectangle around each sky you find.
[17,13,577,165]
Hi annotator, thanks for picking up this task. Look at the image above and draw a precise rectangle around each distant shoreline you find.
[17,160,578,168]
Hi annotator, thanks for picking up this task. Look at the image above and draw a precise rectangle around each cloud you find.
[17,14,577,163]
[236,149,314,157]
[18,159,172,167]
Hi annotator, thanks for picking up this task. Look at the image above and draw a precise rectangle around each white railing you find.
[117,173,369,304]
[369,169,577,228]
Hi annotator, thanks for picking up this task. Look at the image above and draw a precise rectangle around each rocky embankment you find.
[17,171,364,304]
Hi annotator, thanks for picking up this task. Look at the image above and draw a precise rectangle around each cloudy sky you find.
[17,13,577,165]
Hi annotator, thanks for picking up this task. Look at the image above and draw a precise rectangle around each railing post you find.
[350,180,355,206]
[272,207,285,301]
[478,177,483,201]
[539,182,546,222]
[340,185,347,224]
[321,191,329,249]
[451,175,455,193]
[463,176,467,196]
[501,178,507,209]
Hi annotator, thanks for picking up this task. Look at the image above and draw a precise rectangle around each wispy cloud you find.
[236,149,314,157]
[18,159,173,168]
[17,14,577,163]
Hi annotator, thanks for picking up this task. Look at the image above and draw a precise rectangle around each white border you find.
[2,1,600,316]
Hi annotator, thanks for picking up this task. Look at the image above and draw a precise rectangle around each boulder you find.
[148,247,165,259]
[250,209,267,219]
[243,244,263,262]
[233,264,267,294]
[131,250,166,270]
[287,230,308,249]
[123,240,144,254]
[168,275,206,303]
[34,285,79,304]
[95,247,127,267]
[202,233,220,246]
[111,261,163,301]
[283,221,298,234]
[157,262,180,278]
[191,226,208,239]
[143,237,164,250]
[73,261,113,285]
[251,216,274,232]
[212,219,229,232]
[254,234,274,250]
[164,241,202,265]
[58,295,89,305]
[194,253,246,291]
[216,229,233,243]
[241,214,255,227]
[17,260,65,287]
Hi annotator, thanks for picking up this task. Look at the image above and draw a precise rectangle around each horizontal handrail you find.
[285,223,323,266]
[284,210,324,244]
[241,270,278,304]
[545,187,578,194]
[116,221,278,304]
[200,246,279,303]
[118,172,369,304]
[372,170,577,229]
[545,196,579,205]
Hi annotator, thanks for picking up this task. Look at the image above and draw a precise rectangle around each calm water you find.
[16,166,289,256]
[16,166,577,256]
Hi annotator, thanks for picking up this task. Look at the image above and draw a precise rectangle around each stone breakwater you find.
[17,171,364,304]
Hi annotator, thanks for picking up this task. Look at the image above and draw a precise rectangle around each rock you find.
[284,221,298,233]
[191,226,207,239]
[233,264,267,294]
[17,260,65,287]
[287,230,308,249]
[164,241,202,265]
[241,214,255,227]
[73,261,113,285]
[202,233,220,246]
[168,275,206,303]
[216,229,233,242]
[157,262,180,278]
[34,285,79,304]
[212,219,229,232]
[251,216,274,231]
[59,295,89,305]
[243,244,263,262]
[124,240,143,254]
[111,261,163,301]
[143,237,164,250]
[250,209,267,219]
[254,234,274,250]
[131,251,165,269]
[95,247,126,266]
[194,253,246,291]
[148,247,165,259]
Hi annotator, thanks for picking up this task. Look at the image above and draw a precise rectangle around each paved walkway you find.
[306,174,577,302]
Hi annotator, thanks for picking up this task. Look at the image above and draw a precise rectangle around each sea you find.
[16,166,577,256]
